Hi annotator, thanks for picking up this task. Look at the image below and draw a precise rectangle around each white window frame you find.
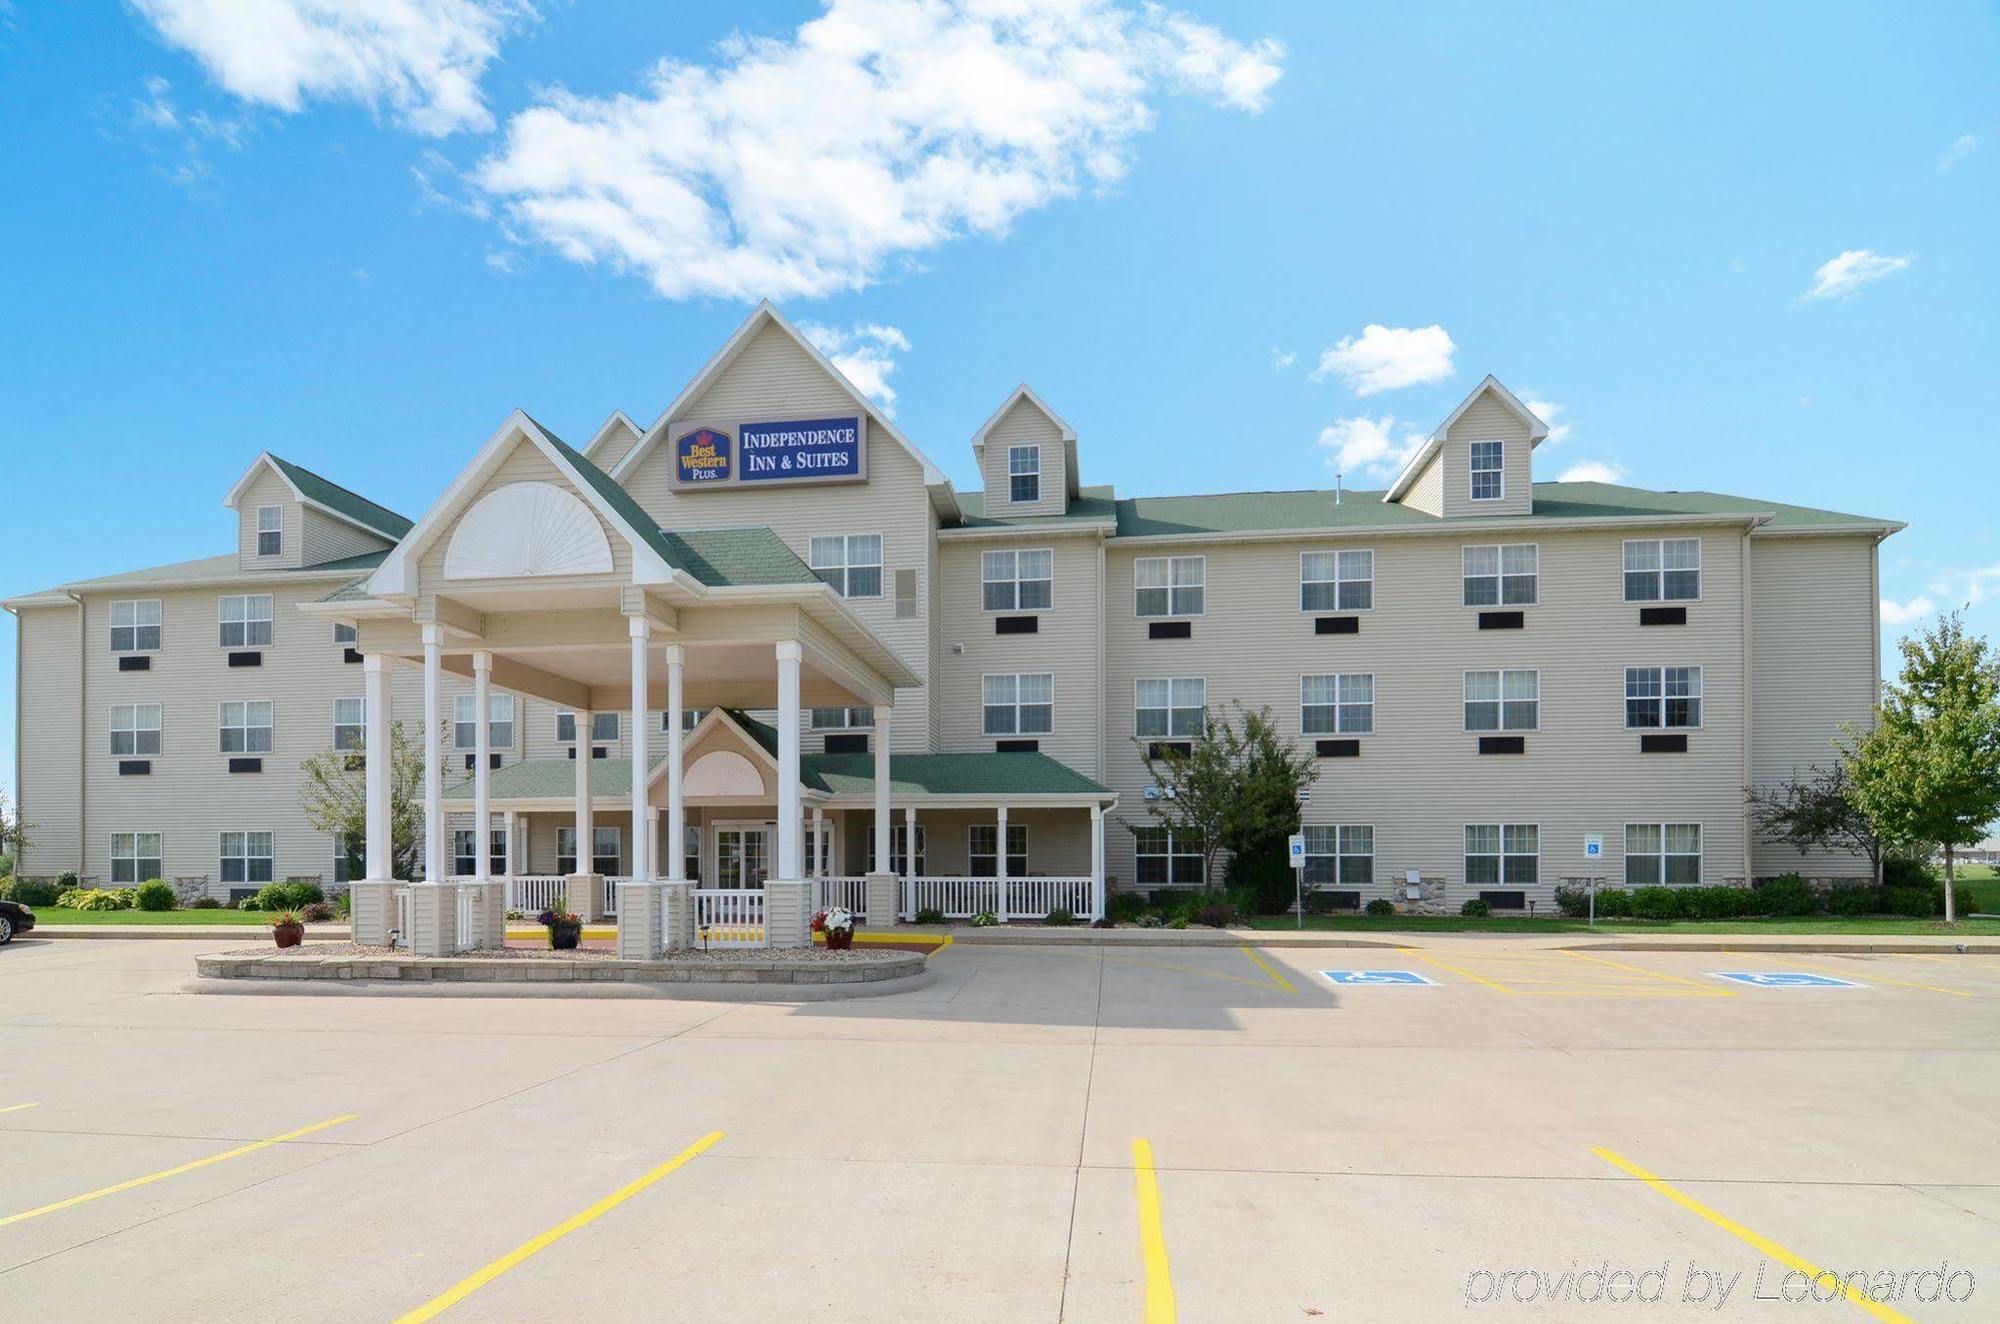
[556,825,622,876]
[981,548,1054,613]
[333,623,358,647]
[1134,826,1204,886]
[255,504,282,557]
[1303,824,1373,887]
[808,533,884,599]
[452,825,509,879]
[1623,538,1703,603]
[1007,444,1041,504]
[1461,544,1538,608]
[1135,677,1206,740]
[110,831,163,885]
[110,599,162,653]
[1301,673,1375,736]
[1463,669,1539,733]
[1134,555,1205,618]
[556,711,620,744]
[809,706,875,731]
[967,823,1028,878]
[1299,549,1374,613]
[110,703,162,757]
[218,594,274,649]
[1623,666,1703,730]
[867,823,927,876]
[332,697,365,752]
[982,672,1054,736]
[1468,440,1505,502]
[1464,823,1539,887]
[455,693,515,751]
[220,830,275,886]
[219,700,274,754]
[1624,823,1703,886]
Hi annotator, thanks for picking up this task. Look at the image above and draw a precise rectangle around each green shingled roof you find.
[955,485,1119,527]
[445,748,1107,802]
[268,455,413,538]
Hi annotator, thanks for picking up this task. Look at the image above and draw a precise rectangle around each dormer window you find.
[1008,445,1040,503]
[1469,442,1504,502]
[256,505,282,556]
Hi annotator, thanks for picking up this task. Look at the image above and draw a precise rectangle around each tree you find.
[1132,702,1319,906]
[1845,613,2000,924]
[0,789,28,872]
[299,722,426,882]
[1746,763,1901,883]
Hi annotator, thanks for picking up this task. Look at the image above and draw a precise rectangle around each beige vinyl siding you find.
[1403,452,1445,517]
[625,319,933,750]
[1101,528,1750,899]
[978,398,1067,517]
[840,807,1091,876]
[16,603,84,875]
[935,536,1103,770]
[299,507,391,568]
[1750,534,1880,879]
[236,468,302,570]
[416,438,635,597]
[1441,394,1535,518]
[589,417,642,472]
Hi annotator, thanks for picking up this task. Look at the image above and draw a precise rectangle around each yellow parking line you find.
[0,1114,357,1228]
[1238,946,1297,995]
[394,1131,725,1324]
[1403,947,1517,994]
[1753,954,1970,998]
[1592,1146,1914,1323]
[1564,950,1737,995]
[1132,1139,1176,1324]
[0,1103,38,1116]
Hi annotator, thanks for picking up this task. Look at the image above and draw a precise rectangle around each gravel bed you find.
[222,942,907,964]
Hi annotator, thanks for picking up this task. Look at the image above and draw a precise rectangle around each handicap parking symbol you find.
[1321,970,1437,986]
[1712,971,1864,989]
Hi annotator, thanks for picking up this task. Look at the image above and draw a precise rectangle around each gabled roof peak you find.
[1381,374,1550,503]
[223,451,413,541]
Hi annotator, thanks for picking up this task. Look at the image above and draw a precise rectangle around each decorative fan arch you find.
[685,750,765,797]
[442,481,614,580]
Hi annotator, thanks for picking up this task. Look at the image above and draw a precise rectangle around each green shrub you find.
[1302,890,1341,915]
[133,879,176,912]
[286,881,326,906]
[1460,898,1492,918]
[1878,885,1933,917]
[1137,913,1165,928]
[913,906,947,925]
[1882,856,1937,888]
[1043,907,1077,927]
[189,896,222,909]
[1167,916,1190,930]
[1106,892,1149,924]
[237,895,261,912]
[1751,873,1820,917]
[1631,886,1684,921]
[1195,899,1239,928]
[253,882,304,911]
[1551,887,1590,918]
[68,888,135,912]
[1823,885,1879,917]
[1364,897,1396,917]
[4,877,63,907]
[56,870,80,892]
[300,901,337,923]
[1593,888,1634,918]
[1690,886,1756,919]
[969,910,998,928]
[1953,884,1978,917]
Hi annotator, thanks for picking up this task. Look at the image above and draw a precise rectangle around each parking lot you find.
[2,936,1995,1321]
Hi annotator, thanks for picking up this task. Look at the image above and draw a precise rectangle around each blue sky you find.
[2,1,1996,801]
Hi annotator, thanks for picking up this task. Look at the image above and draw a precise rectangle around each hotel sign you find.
[667,415,867,490]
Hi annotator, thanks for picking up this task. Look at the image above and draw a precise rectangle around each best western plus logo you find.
[675,428,731,483]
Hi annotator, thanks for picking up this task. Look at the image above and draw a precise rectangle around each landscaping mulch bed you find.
[221,942,907,964]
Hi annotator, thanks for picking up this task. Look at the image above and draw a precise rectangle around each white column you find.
[503,809,518,878]
[873,703,892,872]
[1090,802,1106,920]
[812,805,826,878]
[422,624,444,885]
[472,651,492,885]
[363,653,393,879]
[776,640,803,880]
[646,807,661,880]
[903,806,917,885]
[665,645,686,883]
[629,618,651,883]
[996,805,1010,923]
[574,710,593,867]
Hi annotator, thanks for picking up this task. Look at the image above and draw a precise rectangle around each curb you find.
[31,926,353,941]
[179,968,936,1001]
[1563,940,2000,955]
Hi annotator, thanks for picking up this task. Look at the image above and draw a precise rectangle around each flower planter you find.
[272,921,304,949]
[824,927,854,951]
[548,920,582,950]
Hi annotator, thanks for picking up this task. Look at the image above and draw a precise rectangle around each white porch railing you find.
[507,876,567,914]
[693,888,765,948]
[605,876,627,916]
[454,886,476,954]
[812,876,869,915]
[903,876,1099,921]
[393,887,411,949]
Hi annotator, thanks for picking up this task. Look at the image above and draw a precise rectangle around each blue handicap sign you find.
[1321,969,1436,986]
[1713,971,1863,988]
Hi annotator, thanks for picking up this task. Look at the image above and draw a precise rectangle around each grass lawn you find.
[1236,914,2000,935]
[1955,863,2000,913]
[27,907,289,926]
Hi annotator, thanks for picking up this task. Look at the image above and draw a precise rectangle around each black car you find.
[0,900,35,943]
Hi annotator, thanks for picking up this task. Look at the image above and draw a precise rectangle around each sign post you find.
[1583,834,1605,928]
[1287,832,1306,931]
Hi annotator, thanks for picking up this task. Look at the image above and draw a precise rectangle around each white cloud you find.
[1557,460,1627,483]
[1941,133,1977,170]
[483,250,518,274]
[1880,595,1936,626]
[1803,249,1912,302]
[1521,395,1572,446]
[129,0,533,136]
[473,0,1284,300]
[1928,562,2000,608]
[1316,415,1426,482]
[128,74,247,189]
[1270,349,1296,370]
[797,320,911,415]
[1311,324,1455,396]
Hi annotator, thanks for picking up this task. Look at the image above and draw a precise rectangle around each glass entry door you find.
[715,826,770,889]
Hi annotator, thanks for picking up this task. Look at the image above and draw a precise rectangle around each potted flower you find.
[537,894,582,950]
[270,910,305,949]
[813,907,856,951]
